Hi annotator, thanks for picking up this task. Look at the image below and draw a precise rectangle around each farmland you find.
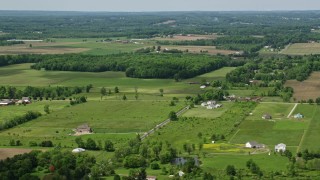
[281,43,320,55]
[285,72,320,101]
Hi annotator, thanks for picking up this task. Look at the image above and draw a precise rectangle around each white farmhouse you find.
[275,143,286,152]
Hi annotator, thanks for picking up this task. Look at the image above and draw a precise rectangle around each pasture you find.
[281,43,320,55]
[285,72,320,101]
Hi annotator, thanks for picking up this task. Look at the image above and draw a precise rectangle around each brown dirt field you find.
[285,72,320,101]
[153,34,219,41]
[0,148,33,160]
[0,42,89,55]
[162,45,237,55]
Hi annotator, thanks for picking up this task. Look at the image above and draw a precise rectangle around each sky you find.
[0,0,320,12]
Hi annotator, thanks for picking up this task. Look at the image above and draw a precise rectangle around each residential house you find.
[22,97,31,103]
[76,124,92,134]
[262,114,272,120]
[245,141,264,148]
[0,99,15,106]
[275,143,286,152]
[200,85,206,89]
[146,176,157,180]
[201,102,207,107]
[294,113,303,119]
[207,104,222,109]
[207,101,217,105]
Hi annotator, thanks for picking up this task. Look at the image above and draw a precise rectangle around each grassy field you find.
[285,72,320,101]
[160,45,236,55]
[0,63,200,96]
[229,103,319,153]
[0,100,69,123]
[0,100,184,146]
[182,102,233,119]
[152,34,219,41]
[281,43,320,55]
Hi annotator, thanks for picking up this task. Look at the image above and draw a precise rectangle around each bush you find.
[150,162,160,170]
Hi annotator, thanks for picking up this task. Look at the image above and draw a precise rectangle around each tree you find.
[316,97,320,105]
[122,94,127,100]
[104,140,115,152]
[168,111,177,121]
[100,87,107,98]
[226,165,236,176]
[114,86,119,93]
[44,105,50,114]
[86,84,93,93]
[114,175,121,180]
[86,138,97,150]
[159,89,164,96]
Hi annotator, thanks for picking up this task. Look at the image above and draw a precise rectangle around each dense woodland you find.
[29,54,239,79]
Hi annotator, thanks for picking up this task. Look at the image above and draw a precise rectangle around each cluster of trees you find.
[193,89,227,104]
[75,137,115,151]
[0,85,84,100]
[0,40,23,46]
[70,96,87,105]
[0,111,41,130]
[30,53,229,79]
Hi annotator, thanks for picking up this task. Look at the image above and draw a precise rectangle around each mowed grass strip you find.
[300,105,320,151]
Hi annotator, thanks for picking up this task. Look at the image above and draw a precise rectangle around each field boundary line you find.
[297,106,317,152]
[140,105,190,140]
[228,129,240,143]
[287,103,298,118]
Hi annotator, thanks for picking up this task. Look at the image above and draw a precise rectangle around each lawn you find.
[246,103,295,120]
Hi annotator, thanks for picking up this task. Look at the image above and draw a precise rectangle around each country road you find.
[140,106,190,140]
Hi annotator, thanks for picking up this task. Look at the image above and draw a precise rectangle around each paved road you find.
[140,106,189,140]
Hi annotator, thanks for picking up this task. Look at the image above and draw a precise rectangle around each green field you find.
[0,100,184,147]
[0,100,69,123]
[281,43,320,55]
[230,103,319,153]
[182,102,233,119]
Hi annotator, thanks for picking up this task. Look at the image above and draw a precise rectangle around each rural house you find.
[294,113,303,119]
[75,124,92,134]
[262,113,272,120]
[0,99,15,106]
[22,97,31,103]
[275,143,286,152]
[245,141,264,148]
[207,104,222,109]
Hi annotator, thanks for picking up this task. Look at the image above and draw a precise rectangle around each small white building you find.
[245,141,264,148]
[72,148,86,153]
[178,170,185,177]
[275,143,286,152]
[200,85,206,89]
[201,102,207,107]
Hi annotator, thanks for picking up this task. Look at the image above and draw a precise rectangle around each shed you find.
[72,148,86,153]
[294,113,303,119]
[76,124,92,134]
[245,141,264,148]
[262,114,272,120]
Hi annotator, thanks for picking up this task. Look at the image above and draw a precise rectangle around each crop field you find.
[229,103,319,152]
[0,100,184,147]
[160,45,237,55]
[0,41,89,55]
[0,148,34,160]
[281,43,320,55]
[285,72,320,101]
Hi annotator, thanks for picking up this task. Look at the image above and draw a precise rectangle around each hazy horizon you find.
[0,0,319,12]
